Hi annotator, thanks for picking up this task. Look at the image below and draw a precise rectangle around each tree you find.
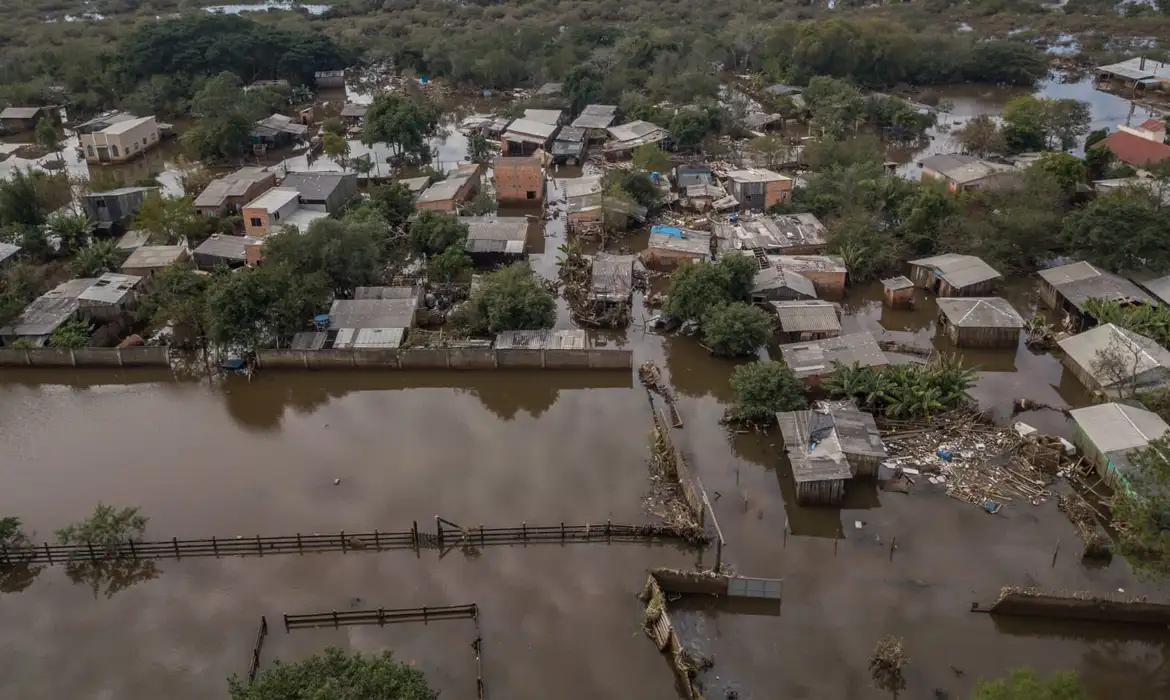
[0,169,51,228]
[47,212,92,255]
[1032,152,1086,195]
[701,302,772,356]
[664,255,755,320]
[564,63,604,114]
[969,667,1090,700]
[266,218,384,297]
[632,143,671,173]
[408,210,468,257]
[1085,128,1109,150]
[137,264,211,350]
[427,246,472,282]
[362,93,440,164]
[728,361,806,422]
[370,182,416,228]
[56,504,148,557]
[228,647,436,700]
[35,118,62,162]
[322,131,350,165]
[602,170,661,209]
[803,76,864,139]
[133,192,201,245]
[468,134,496,164]
[205,263,329,350]
[1046,99,1093,151]
[1085,145,1115,181]
[1112,434,1170,580]
[450,262,555,335]
[669,107,719,151]
[183,73,264,162]
[952,115,1005,157]
[1002,96,1090,152]
[1063,186,1170,273]
[869,635,908,699]
[322,117,345,136]
[48,320,90,348]
[751,134,791,169]
[0,516,33,555]
[1090,331,1147,399]
[73,239,126,276]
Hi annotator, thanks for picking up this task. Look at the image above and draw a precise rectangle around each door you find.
[96,147,110,162]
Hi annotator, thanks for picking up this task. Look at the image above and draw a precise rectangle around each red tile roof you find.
[1099,130,1170,168]
[1139,118,1166,132]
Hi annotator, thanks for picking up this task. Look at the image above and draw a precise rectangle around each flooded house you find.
[193,167,276,218]
[241,187,329,236]
[713,213,828,256]
[1097,120,1170,170]
[1058,323,1170,397]
[935,297,1024,349]
[604,120,668,159]
[550,126,586,166]
[0,277,97,346]
[398,175,432,201]
[339,103,367,125]
[571,104,618,141]
[501,118,558,156]
[294,287,423,351]
[82,186,158,236]
[0,105,59,132]
[564,175,647,231]
[771,299,842,343]
[314,70,345,89]
[1037,261,1152,329]
[751,265,817,304]
[590,253,637,306]
[416,170,480,212]
[777,400,887,506]
[773,255,847,301]
[1069,402,1169,489]
[280,172,358,215]
[642,226,712,269]
[120,245,190,279]
[882,276,914,308]
[919,154,1017,192]
[779,331,889,383]
[252,114,308,150]
[77,113,161,164]
[722,168,793,211]
[494,156,546,204]
[464,218,529,265]
[1096,56,1170,91]
[193,234,264,270]
[76,272,143,323]
[908,254,1001,297]
[523,108,565,126]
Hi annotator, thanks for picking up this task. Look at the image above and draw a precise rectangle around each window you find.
[110,145,119,156]
[86,146,94,157]
[273,211,280,221]
[526,190,536,199]
[96,200,107,209]
[250,217,263,228]
[150,132,157,142]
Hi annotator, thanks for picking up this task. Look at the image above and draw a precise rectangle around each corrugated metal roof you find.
[910,254,1001,289]
[503,118,558,141]
[881,276,914,291]
[776,408,853,483]
[354,286,420,301]
[1142,274,1170,305]
[648,231,710,257]
[571,105,617,130]
[606,120,667,148]
[77,273,142,305]
[0,106,45,119]
[591,253,636,301]
[779,332,889,379]
[523,109,563,126]
[1038,261,1104,287]
[771,300,840,333]
[0,241,20,264]
[465,218,528,255]
[327,298,417,329]
[121,245,186,270]
[754,266,817,299]
[194,167,272,207]
[334,327,405,349]
[937,297,1023,329]
[725,168,790,184]
[417,174,473,204]
[1039,261,1152,312]
[1097,56,1170,81]
[713,213,826,251]
[0,278,97,338]
[1059,323,1170,389]
[281,172,351,201]
[1071,402,1169,456]
[494,329,587,350]
[194,235,262,262]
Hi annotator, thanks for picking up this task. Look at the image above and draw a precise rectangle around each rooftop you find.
[1096,56,1170,82]
[1141,274,1170,305]
[591,253,637,302]
[1100,130,1170,168]
[725,168,791,184]
[354,286,421,301]
[0,277,97,338]
[523,109,563,126]
[779,331,889,379]
[281,171,350,201]
[648,229,711,257]
[245,187,301,212]
[1059,323,1170,388]
[771,300,841,334]
[465,217,528,255]
[571,104,618,130]
[0,241,19,265]
[921,153,1015,185]
[713,213,827,251]
[340,103,368,119]
[194,234,264,262]
[77,272,142,305]
[193,167,273,208]
[910,253,1001,289]
[503,118,558,142]
[101,115,155,136]
[417,174,474,204]
[1070,402,1169,475]
[86,186,157,199]
[555,125,586,143]
[772,255,848,275]
[882,275,914,291]
[399,176,432,194]
[606,120,668,148]
[331,327,406,349]
[776,407,854,484]
[754,265,817,299]
[495,329,587,350]
[328,298,418,330]
[281,209,330,232]
[1038,261,1152,312]
[936,297,1024,329]
[121,245,186,270]
[0,106,46,119]
[73,110,135,134]
[254,113,308,137]
[535,82,563,96]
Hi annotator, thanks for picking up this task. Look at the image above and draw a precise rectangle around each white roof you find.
[245,187,300,212]
[504,118,557,140]
[725,168,791,183]
[1059,323,1170,390]
[101,115,155,135]
[1071,402,1169,455]
[523,109,562,125]
[281,209,330,231]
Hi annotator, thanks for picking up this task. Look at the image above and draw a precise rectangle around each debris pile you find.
[868,635,908,698]
[556,245,631,328]
[1058,493,1113,560]
[640,361,682,427]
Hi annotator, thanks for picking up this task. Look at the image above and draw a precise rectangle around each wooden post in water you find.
[128,539,137,560]
[283,614,289,633]
[332,610,339,627]
[173,537,180,558]
[423,606,428,624]
[256,534,262,556]
[480,524,485,547]
[296,533,303,554]
[44,542,52,564]
[411,521,419,552]
[889,536,896,561]
[341,530,347,553]
[374,529,380,549]
[560,521,565,543]
[212,536,218,557]
[522,521,527,543]
[1052,540,1060,568]
[606,519,612,542]
[436,517,443,548]
[378,608,385,626]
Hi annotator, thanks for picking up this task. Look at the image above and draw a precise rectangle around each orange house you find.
[494,156,545,204]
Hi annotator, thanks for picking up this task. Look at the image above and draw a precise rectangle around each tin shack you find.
[936,297,1024,349]
[908,254,1001,297]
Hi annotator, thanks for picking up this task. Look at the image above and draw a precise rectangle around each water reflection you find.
[0,563,44,594]
[65,558,161,599]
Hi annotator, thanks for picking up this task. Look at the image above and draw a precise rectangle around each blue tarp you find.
[651,225,683,237]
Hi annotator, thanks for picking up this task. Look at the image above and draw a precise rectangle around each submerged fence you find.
[256,346,633,370]
[0,346,169,367]
[0,516,704,568]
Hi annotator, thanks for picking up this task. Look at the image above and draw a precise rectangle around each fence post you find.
[378,608,385,626]
[128,539,137,560]
[522,521,527,543]
[87,542,96,563]
[283,614,289,633]
[606,519,612,542]
[561,521,565,543]
[411,521,419,551]
[889,536,896,561]
[715,538,723,572]
[332,610,339,627]
[44,542,52,564]
[256,534,262,556]
[173,537,180,559]
[374,529,380,549]
[480,524,485,547]
[212,536,218,557]
[436,517,443,547]
[423,606,428,624]
[0,542,7,566]
[1052,540,1060,568]
[341,530,347,553]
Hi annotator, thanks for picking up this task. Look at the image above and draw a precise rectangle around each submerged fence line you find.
[1,516,704,568]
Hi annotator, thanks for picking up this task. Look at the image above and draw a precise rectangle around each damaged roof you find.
[714,213,827,252]
[606,120,667,149]
[1059,323,1170,389]
[771,300,841,334]
[779,332,889,379]
[464,217,528,255]
[194,167,273,208]
[910,253,1002,289]
[328,298,418,329]
[495,329,587,350]
[936,297,1024,329]
[591,253,636,302]
[1038,261,1153,312]
[571,104,618,130]
[0,277,97,338]
[754,265,817,299]
[776,408,854,484]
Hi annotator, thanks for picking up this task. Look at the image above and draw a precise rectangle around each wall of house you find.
[641,249,706,270]
[951,324,1020,349]
[848,453,882,478]
[883,287,914,308]
[416,198,455,212]
[764,180,793,210]
[778,329,839,344]
[81,118,159,163]
[496,163,545,202]
[243,197,300,236]
[795,478,844,506]
[801,271,846,300]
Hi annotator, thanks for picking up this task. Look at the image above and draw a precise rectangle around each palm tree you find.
[47,212,93,255]
[73,239,126,276]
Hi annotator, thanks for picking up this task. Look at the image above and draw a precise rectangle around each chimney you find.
[1141,56,1147,71]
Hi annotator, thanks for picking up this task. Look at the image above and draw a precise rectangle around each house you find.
[1098,123,1170,170]
[550,126,586,166]
[776,400,887,506]
[1095,56,1170,88]
[936,297,1024,349]
[416,171,480,212]
[564,175,647,229]
[398,176,432,201]
[779,331,889,382]
[0,277,97,346]
[751,265,817,303]
[495,329,587,350]
[604,120,668,158]
[713,213,827,255]
[0,106,58,132]
[280,172,358,214]
[1070,402,1169,488]
[193,167,277,218]
[193,234,264,270]
[882,276,915,308]
[314,290,421,349]
[591,253,637,305]
[339,103,368,125]
[464,218,529,264]
[241,187,329,236]
[121,245,190,279]
[494,156,546,203]
[76,272,143,323]
[723,169,793,211]
[501,118,558,156]
[684,183,729,211]
[1058,323,1170,397]
[78,114,160,164]
[908,254,1001,297]
[744,112,783,133]
[642,226,711,268]
[1140,274,1170,307]
[571,104,618,136]
[0,242,20,268]
[771,300,842,343]
[773,255,848,301]
[920,154,1017,192]
[523,109,565,126]
[82,187,158,236]
[1037,261,1153,328]
[315,70,346,89]
[252,114,308,149]
[674,165,717,206]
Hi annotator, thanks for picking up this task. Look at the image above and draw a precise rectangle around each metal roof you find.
[121,245,187,270]
[779,332,889,379]
[465,218,528,255]
[417,174,473,204]
[753,266,817,299]
[910,254,1001,289]
[77,273,142,305]
[353,286,421,301]
[194,235,262,262]
[771,300,840,333]
[713,213,826,251]
[1038,261,1106,287]
[327,298,418,330]
[254,113,307,136]
[936,297,1024,329]
[1142,274,1170,305]
[503,118,558,141]
[571,105,617,130]
[0,107,45,119]
[333,327,405,349]
[648,231,710,257]
[495,329,587,350]
[1097,56,1170,81]
[1059,323,1170,389]
[591,253,636,302]
[523,109,563,126]
[1071,402,1169,458]
[1038,261,1152,312]
[244,187,300,212]
[281,172,350,201]
[340,104,367,118]
[773,255,847,275]
[776,408,853,483]
[882,275,914,291]
[101,116,155,136]
[725,168,790,184]
[0,278,97,338]
[193,167,272,207]
[555,125,585,143]
[606,120,667,147]
[0,241,19,265]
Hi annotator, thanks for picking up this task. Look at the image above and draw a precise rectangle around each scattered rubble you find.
[1058,491,1113,560]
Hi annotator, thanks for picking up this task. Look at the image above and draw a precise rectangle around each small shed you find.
[777,400,885,505]
[571,104,618,134]
[502,118,558,155]
[908,254,1001,297]
[193,235,264,270]
[495,329,587,350]
[604,120,668,158]
[314,70,346,89]
[723,169,794,211]
[464,217,529,263]
[771,300,841,343]
[751,265,817,303]
[0,277,97,346]
[882,276,914,308]
[779,332,889,382]
[551,125,586,165]
[121,245,190,279]
[1037,261,1153,329]
[591,253,636,305]
[642,226,711,269]
[936,297,1024,349]
[1070,402,1169,488]
[0,105,58,132]
[76,272,143,322]
[1058,323,1170,397]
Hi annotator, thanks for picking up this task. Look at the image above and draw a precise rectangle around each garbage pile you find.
[1057,492,1112,560]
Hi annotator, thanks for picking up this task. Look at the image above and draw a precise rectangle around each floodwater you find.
[205,2,332,15]
[0,131,187,198]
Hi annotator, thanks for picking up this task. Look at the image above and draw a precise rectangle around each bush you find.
[229,647,436,700]
[664,255,758,320]
[451,262,555,335]
[728,361,806,423]
[825,355,975,420]
[55,504,148,558]
[702,302,772,356]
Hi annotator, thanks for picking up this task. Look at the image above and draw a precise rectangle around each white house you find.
[79,115,161,164]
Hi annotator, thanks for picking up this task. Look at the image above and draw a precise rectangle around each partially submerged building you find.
[920,154,1017,192]
[314,70,346,89]
[564,175,647,230]
[1070,402,1170,488]
[193,234,264,270]
[882,276,915,308]
[339,103,368,125]
[779,331,889,382]
[1058,323,1170,397]
[604,120,668,158]
[495,329,587,350]
[908,254,1001,297]
[77,113,161,164]
[571,104,618,137]
[771,299,841,343]
[82,186,157,236]
[252,114,308,150]
[0,277,97,346]
[550,126,586,166]
[936,297,1024,349]
[723,169,793,211]
[773,255,848,301]
[751,265,817,303]
[494,156,545,203]
[1095,56,1170,90]
[1037,261,1153,328]
[121,245,189,279]
[777,400,887,506]
[193,167,276,218]
[0,105,58,132]
[713,213,828,256]
[303,288,423,350]
[416,170,480,212]
[464,218,529,264]
[501,118,558,156]
[590,253,636,305]
[642,226,712,268]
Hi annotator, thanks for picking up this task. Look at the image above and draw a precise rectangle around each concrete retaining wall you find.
[256,347,633,370]
[990,592,1170,625]
[0,346,168,367]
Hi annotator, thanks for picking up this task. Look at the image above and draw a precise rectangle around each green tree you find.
[1033,152,1086,194]
[1085,145,1115,181]
[602,170,661,209]
[205,263,329,350]
[702,302,772,356]
[322,117,345,136]
[228,647,436,700]
[969,667,1090,700]
[408,210,468,257]
[669,107,720,151]
[133,192,201,245]
[751,134,792,169]
[1002,96,1090,152]
[56,504,148,557]
[468,134,496,164]
[427,246,472,282]
[0,516,33,555]
[362,93,440,164]
[450,262,555,335]
[265,218,384,297]
[0,169,50,228]
[664,255,755,320]
[137,264,211,350]
[1063,186,1170,273]
[322,131,350,165]
[73,239,127,276]
[35,118,62,162]
[728,360,806,422]
[804,76,864,139]
[1085,128,1109,150]
[48,320,90,349]
[46,212,92,255]
[183,73,263,162]
[564,64,604,114]
[370,182,416,228]
[952,115,1005,157]
[1112,434,1170,580]
[632,143,671,173]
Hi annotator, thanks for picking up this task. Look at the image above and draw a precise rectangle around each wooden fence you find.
[247,616,268,684]
[0,346,169,367]
[0,516,703,568]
